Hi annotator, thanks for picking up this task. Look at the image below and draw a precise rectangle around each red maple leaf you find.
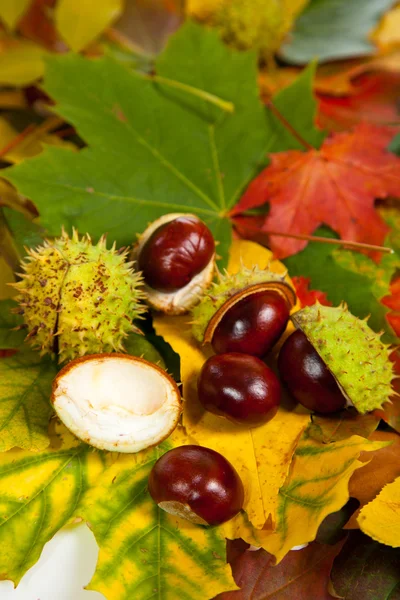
[381,275,400,338]
[292,276,332,308]
[232,123,400,259]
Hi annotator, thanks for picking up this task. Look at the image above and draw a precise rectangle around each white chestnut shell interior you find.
[134,212,215,315]
[52,354,182,453]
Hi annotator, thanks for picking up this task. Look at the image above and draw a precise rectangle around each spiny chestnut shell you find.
[192,265,296,347]
[278,330,346,414]
[12,229,145,363]
[198,352,280,424]
[212,290,290,356]
[291,304,394,414]
[52,353,182,452]
[135,213,216,315]
[148,445,244,525]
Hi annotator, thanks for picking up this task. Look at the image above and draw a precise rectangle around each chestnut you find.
[197,352,280,425]
[212,290,290,357]
[138,215,215,293]
[278,330,346,414]
[148,445,244,525]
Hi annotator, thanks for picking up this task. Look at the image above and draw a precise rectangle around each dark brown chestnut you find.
[138,216,215,292]
[211,290,290,357]
[197,352,280,425]
[148,445,244,525]
[278,330,346,414]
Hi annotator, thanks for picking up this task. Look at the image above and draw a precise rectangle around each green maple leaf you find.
[4,22,321,265]
[0,348,57,452]
[284,226,400,343]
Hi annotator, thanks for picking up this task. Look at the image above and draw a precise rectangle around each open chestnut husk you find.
[134,213,216,315]
[148,445,244,525]
[278,304,395,415]
[198,352,280,424]
[192,265,296,357]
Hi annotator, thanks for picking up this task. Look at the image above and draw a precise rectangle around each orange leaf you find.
[345,430,400,529]
[376,349,400,433]
[233,123,399,259]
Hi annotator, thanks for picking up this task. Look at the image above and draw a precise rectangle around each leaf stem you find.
[262,229,394,254]
[137,72,235,114]
[265,101,314,150]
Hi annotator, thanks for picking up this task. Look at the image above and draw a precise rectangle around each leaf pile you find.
[0,10,400,600]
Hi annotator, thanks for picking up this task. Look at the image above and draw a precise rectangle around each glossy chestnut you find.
[278,330,346,414]
[138,216,215,292]
[148,445,244,525]
[211,290,290,357]
[197,352,281,425]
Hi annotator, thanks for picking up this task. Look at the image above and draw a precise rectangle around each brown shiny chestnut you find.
[278,330,346,414]
[138,216,215,292]
[148,445,244,525]
[197,352,281,425]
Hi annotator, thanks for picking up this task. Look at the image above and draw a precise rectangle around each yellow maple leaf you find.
[154,240,309,531]
[254,432,390,562]
[358,475,400,547]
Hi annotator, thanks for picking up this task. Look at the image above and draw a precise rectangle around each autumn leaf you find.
[358,475,400,547]
[307,411,380,444]
[233,123,400,260]
[0,0,32,30]
[55,0,123,52]
[0,36,47,86]
[371,3,400,52]
[378,350,400,434]
[254,431,388,562]
[382,276,400,338]
[283,226,399,342]
[216,539,346,600]
[78,426,238,600]
[345,430,400,529]
[318,71,400,132]
[0,347,56,452]
[4,23,322,264]
[0,424,107,584]
[291,275,332,307]
[154,240,309,531]
[331,530,400,600]
[0,299,25,349]
[18,0,61,51]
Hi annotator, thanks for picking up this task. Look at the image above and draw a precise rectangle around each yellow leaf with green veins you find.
[0,0,31,30]
[0,428,107,584]
[78,426,238,600]
[358,475,400,547]
[257,432,391,562]
[0,349,57,452]
[154,240,309,530]
[55,0,123,52]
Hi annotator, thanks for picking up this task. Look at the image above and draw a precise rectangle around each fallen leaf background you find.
[0,2,400,599]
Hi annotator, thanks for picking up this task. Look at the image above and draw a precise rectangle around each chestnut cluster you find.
[144,215,347,526]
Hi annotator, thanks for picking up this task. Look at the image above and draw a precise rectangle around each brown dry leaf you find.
[358,475,400,547]
[308,411,380,444]
[346,430,400,529]
[154,239,309,530]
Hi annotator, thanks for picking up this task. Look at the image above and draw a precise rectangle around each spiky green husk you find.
[13,230,146,363]
[292,304,394,414]
[191,265,288,342]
